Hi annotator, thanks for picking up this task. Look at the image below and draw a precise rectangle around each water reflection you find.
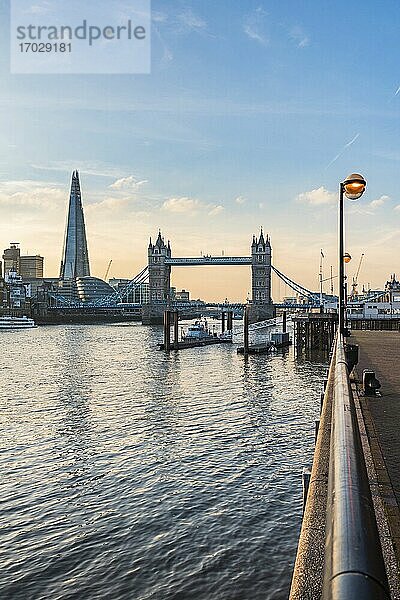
[0,323,327,600]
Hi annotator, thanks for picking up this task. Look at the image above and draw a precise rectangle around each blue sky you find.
[0,0,399,300]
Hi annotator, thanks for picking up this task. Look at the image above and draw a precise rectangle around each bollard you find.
[345,343,359,374]
[363,369,381,396]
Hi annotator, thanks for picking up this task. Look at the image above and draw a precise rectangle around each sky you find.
[1,0,400,301]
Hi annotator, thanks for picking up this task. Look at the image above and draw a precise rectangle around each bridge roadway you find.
[165,256,252,266]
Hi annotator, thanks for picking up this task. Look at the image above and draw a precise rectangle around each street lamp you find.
[339,173,366,335]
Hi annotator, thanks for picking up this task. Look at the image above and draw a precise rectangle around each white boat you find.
[0,316,36,330]
[183,320,215,341]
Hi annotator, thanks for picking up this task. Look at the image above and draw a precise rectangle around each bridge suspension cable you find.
[93,266,149,307]
[271,265,320,304]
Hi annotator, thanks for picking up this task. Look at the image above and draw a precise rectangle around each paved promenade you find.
[352,330,400,575]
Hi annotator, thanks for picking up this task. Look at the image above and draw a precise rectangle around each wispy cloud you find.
[153,24,174,65]
[296,186,336,206]
[0,180,64,210]
[31,160,125,179]
[235,196,247,205]
[208,205,224,216]
[177,8,207,33]
[109,176,148,191]
[369,195,389,209]
[325,133,360,168]
[243,7,269,46]
[86,197,129,212]
[394,86,400,96]
[162,196,224,217]
[289,26,309,48]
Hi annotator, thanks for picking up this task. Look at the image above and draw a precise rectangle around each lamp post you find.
[338,173,366,335]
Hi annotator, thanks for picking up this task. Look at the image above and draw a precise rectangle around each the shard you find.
[59,170,91,281]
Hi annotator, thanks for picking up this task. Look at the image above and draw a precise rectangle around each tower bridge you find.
[143,229,273,324]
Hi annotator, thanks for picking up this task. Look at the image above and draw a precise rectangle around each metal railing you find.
[323,333,389,599]
[290,333,390,599]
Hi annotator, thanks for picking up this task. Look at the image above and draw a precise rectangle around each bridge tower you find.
[148,231,171,304]
[250,229,274,322]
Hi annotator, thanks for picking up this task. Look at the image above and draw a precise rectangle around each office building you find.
[20,255,44,279]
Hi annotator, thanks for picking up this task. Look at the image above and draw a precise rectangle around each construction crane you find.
[350,253,364,299]
[104,259,112,281]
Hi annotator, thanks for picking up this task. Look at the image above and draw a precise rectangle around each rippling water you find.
[0,323,327,600]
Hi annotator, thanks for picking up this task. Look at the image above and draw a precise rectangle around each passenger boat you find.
[183,320,215,341]
[0,316,36,330]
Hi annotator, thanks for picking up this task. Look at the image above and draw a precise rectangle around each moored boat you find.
[0,316,36,330]
[182,320,215,342]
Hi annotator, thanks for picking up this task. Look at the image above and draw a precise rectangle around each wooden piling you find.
[173,310,179,350]
[163,310,171,352]
[244,306,249,356]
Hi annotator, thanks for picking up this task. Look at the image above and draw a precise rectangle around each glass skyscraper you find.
[59,170,91,281]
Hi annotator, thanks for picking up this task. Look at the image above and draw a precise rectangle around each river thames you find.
[1,323,326,600]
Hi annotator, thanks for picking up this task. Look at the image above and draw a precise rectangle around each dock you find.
[237,343,273,355]
[159,338,232,351]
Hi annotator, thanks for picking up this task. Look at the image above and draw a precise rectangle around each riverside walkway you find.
[352,331,400,570]
[290,329,400,599]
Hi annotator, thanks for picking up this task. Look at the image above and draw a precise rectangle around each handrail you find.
[322,333,390,599]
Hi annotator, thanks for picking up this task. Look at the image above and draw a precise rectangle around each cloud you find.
[235,196,247,205]
[370,195,389,209]
[243,7,269,46]
[152,11,167,24]
[162,196,224,217]
[394,205,400,211]
[31,161,125,179]
[162,197,200,214]
[86,197,129,212]
[289,26,309,48]
[208,205,224,216]
[0,180,65,209]
[109,176,148,191]
[177,9,207,33]
[296,186,336,206]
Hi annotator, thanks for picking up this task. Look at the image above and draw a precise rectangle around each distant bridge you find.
[48,261,325,311]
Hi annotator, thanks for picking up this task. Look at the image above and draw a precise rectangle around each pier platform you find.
[159,338,232,351]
